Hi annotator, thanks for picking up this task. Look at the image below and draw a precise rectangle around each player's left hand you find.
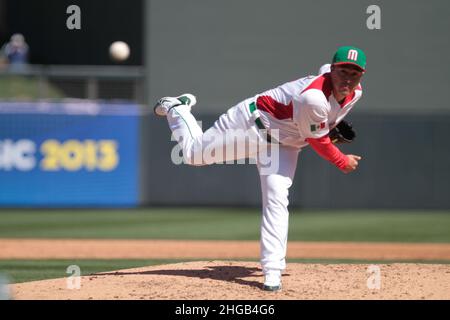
[329,120,356,144]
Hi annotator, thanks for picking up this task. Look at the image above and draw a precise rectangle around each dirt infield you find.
[3,239,450,299]
[10,261,450,300]
[1,239,450,260]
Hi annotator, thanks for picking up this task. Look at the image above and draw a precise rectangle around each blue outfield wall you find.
[0,101,140,207]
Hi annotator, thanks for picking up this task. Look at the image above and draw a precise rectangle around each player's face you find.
[330,65,364,99]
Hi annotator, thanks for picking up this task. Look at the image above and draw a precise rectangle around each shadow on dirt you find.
[93,265,289,290]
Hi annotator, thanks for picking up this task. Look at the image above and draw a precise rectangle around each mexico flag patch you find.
[310,122,326,132]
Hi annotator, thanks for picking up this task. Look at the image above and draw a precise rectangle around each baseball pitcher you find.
[154,46,366,291]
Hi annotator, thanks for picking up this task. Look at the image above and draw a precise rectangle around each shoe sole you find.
[263,284,282,292]
[153,102,171,117]
[153,93,197,117]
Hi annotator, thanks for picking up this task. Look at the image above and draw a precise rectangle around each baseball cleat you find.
[263,283,282,292]
[153,93,197,117]
[263,271,282,292]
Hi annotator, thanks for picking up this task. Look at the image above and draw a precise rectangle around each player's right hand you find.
[342,154,362,173]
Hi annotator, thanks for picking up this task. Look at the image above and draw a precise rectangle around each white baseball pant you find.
[166,99,300,275]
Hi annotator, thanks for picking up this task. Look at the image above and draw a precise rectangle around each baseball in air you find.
[109,41,130,62]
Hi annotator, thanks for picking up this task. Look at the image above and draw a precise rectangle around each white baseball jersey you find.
[253,69,363,149]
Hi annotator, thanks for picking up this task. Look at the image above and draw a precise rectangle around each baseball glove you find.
[329,120,356,144]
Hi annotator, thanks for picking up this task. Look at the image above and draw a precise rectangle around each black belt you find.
[249,102,278,144]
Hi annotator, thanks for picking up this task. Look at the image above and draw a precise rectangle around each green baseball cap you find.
[332,46,366,71]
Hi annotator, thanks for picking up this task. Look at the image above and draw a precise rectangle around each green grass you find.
[0,259,179,284]
[288,210,450,243]
[0,208,449,242]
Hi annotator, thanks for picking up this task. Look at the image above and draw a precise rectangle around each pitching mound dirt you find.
[11,261,450,300]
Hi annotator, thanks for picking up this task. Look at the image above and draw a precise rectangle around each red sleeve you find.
[306,135,349,170]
